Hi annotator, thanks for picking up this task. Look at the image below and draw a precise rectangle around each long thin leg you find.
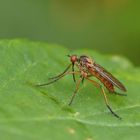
[113,92,127,96]
[82,77,84,84]
[86,77,121,119]
[49,64,72,80]
[81,74,92,84]
[36,71,80,87]
[72,63,76,82]
[68,77,83,106]
[108,86,127,96]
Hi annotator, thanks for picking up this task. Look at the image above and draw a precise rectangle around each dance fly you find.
[37,55,127,119]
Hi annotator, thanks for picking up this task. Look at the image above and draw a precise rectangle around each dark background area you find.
[0,0,139,65]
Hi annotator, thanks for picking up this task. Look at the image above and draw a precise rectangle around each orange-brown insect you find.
[37,55,127,119]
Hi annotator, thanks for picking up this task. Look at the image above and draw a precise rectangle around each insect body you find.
[37,55,127,119]
[79,55,126,92]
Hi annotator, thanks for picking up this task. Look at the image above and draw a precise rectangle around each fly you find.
[36,55,127,119]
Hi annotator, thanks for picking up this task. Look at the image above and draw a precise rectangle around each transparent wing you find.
[92,63,126,91]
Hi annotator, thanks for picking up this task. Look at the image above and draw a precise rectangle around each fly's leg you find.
[82,77,84,84]
[86,77,121,119]
[113,91,127,96]
[49,63,77,83]
[72,63,76,82]
[108,87,127,96]
[68,77,83,106]
[36,71,80,86]
[49,64,72,80]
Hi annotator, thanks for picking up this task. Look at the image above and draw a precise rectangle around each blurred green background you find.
[0,0,139,65]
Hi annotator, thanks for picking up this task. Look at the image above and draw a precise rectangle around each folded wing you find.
[93,63,126,91]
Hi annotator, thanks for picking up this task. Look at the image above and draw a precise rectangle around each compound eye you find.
[70,55,78,63]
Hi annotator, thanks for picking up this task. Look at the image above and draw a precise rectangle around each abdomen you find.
[89,68,115,92]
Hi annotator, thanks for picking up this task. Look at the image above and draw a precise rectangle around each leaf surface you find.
[0,39,139,140]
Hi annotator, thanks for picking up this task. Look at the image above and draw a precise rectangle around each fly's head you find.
[67,54,95,72]
[67,54,78,64]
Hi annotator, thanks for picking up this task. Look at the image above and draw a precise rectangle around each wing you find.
[92,63,126,91]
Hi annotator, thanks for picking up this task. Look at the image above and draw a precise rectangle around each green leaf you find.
[0,39,139,140]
